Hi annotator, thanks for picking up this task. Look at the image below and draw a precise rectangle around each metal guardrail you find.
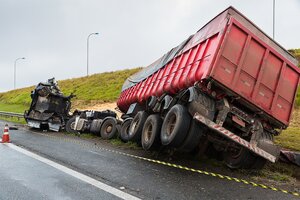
[0,111,24,119]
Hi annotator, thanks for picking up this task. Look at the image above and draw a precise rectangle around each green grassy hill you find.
[0,68,141,113]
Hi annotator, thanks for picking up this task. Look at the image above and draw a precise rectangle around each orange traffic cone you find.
[1,124,10,143]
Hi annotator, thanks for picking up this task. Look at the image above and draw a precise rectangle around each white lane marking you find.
[5,143,141,200]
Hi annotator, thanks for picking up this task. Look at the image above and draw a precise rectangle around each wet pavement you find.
[0,120,297,200]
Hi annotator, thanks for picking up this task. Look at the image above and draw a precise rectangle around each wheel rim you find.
[166,114,176,136]
[229,147,243,159]
[106,125,112,133]
[144,123,153,143]
[130,118,139,134]
[70,122,75,130]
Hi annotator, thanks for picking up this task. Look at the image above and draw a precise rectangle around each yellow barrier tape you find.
[33,132,300,198]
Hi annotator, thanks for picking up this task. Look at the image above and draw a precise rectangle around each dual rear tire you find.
[141,114,162,150]
[126,104,203,152]
[160,104,191,147]
[128,111,149,143]
[127,104,197,152]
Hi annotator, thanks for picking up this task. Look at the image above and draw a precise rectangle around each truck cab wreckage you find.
[24,78,74,131]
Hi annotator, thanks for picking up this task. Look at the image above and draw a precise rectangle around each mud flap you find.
[257,139,281,160]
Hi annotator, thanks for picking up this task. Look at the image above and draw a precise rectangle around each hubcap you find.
[106,125,112,133]
[144,123,153,142]
[70,122,75,130]
[167,114,176,136]
[130,118,139,134]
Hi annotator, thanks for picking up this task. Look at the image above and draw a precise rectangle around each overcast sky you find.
[0,0,299,92]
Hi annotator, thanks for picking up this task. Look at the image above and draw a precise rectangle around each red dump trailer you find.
[117,7,300,169]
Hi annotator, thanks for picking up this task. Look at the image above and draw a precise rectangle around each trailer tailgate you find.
[210,10,300,126]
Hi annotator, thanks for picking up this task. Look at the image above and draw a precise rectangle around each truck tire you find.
[224,147,254,169]
[116,124,121,137]
[224,132,273,169]
[141,114,162,151]
[100,117,118,139]
[178,120,206,153]
[66,116,78,134]
[160,104,191,147]
[120,118,133,142]
[128,111,148,142]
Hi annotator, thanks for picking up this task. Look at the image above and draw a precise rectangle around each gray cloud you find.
[0,0,299,92]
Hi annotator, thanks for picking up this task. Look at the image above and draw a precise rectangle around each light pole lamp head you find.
[21,57,25,59]
[94,32,99,35]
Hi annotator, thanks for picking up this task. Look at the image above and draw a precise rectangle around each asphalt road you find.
[0,121,297,200]
[0,144,123,200]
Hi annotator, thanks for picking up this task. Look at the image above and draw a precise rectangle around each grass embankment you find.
[0,103,28,114]
[0,68,141,112]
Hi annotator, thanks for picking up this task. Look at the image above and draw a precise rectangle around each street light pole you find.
[273,0,275,40]
[14,57,25,89]
[87,32,99,76]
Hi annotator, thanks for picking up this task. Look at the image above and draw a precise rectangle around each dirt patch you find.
[80,102,117,111]
[72,101,123,118]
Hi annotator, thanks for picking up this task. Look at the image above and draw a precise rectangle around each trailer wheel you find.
[142,114,162,151]
[224,147,254,169]
[128,111,149,142]
[100,117,118,139]
[224,132,273,169]
[120,118,133,142]
[66,116,78,134]
[161,104,191,147]
[178,120,206,153]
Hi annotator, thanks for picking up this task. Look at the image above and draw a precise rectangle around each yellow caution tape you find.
[34,132,300,198]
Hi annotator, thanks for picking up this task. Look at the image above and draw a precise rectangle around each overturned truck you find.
[24,78,73,131]
[117,7,300,169]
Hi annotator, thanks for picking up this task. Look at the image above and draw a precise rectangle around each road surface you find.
[0,121,297,200]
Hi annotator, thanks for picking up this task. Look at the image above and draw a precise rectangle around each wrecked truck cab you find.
[24,78,74,132]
